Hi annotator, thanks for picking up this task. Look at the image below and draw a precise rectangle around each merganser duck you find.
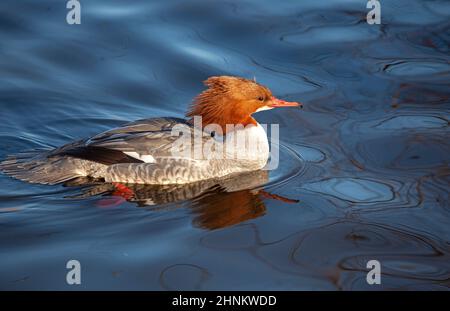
[0,76,301,185]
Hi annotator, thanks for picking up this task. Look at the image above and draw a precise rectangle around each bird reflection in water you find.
[66,170,298,230]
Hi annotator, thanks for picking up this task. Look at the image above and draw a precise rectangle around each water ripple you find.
[302,177,394,204]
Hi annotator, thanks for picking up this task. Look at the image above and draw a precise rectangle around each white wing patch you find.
[143,199,155,206]
[124,151,156,163]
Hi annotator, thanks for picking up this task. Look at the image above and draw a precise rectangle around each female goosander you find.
[0,76,301,185]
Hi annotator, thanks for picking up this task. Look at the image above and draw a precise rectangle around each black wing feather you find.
[57,146,144,165]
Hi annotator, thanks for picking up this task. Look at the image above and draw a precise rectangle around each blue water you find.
[0,0,449,290]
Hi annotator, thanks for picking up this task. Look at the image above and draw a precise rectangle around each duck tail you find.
[0,149,81,185]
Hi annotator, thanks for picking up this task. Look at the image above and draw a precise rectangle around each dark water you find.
[0,0,449,290]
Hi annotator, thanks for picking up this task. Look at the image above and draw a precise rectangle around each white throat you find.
[255,105,274,113]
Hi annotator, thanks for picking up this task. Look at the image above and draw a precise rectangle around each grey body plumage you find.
[0,117,269,185]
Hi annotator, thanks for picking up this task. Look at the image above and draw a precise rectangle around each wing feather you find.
[53,117,213,165]
[86,117,211,157]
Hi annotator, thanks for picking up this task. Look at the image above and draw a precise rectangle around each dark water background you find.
[0,0,449,290]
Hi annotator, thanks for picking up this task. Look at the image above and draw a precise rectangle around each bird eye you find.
[258,96,265,101]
